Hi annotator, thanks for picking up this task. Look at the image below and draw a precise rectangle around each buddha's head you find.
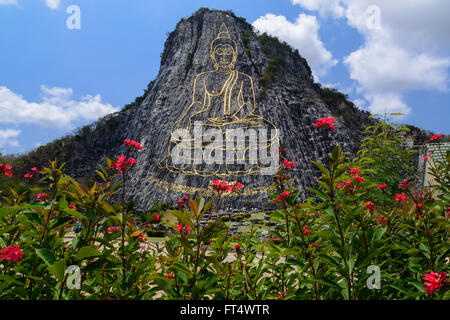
[210,23,238,71]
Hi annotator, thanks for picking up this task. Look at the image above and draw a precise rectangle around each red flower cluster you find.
[124,139,143,150]
[376,216,388,226]
[313,117,336,131]
[337,180,353,190]
[133,233,147,243]
[399,179,409,190]
[395,193,407,202]
[112,155,136,174]
[364,201,375,214]
[352,174,365,183]
[309,241,322,248]
[283,160,296,169]
[24,173,33,180]
[377,184,388,190]
[273,191,291,204]
[211,180,244,194]
[303,225,310,236]
[165,273,174,279]
[349,168,360,174]
[107,226,121,233]
[175,224,191,234]
[423,271,448,295]
[0,245,23,262]
[429,133,444,141]
[37,193,50,201]
[153,213,160,222]
[412,203,424,219]
[0,162,12,178]
[176,196,189,208]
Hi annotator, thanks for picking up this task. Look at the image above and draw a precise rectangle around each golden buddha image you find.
[163,23,279,177]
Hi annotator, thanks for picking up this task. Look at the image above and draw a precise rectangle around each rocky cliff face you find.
[16,8,375,210]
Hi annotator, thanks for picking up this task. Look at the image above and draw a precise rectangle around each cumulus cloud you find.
[292,0,450,114]
[44,0,60,9]
[0,85,119,129]
[0,129,20,150]
[253,13,338,79]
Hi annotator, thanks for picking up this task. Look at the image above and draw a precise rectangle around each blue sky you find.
[0,0,448,155]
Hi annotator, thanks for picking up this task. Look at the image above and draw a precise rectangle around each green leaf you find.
[35,248,56,266]
[419,243,431,259]
[75,246,101,261]
[310,187,330,201]
[313,276,340,289]
[48,259,66,283]
[167,209,194,227]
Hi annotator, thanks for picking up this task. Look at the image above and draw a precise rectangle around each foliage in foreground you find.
[0,115,448,300]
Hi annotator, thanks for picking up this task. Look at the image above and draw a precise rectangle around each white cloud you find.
[45,0,60,9]
[252,13,338,79]
[0,85,119,129]
[291,0,345,18]
[292,0,450,114]
[0,0,17,5]
[0,129,20,150]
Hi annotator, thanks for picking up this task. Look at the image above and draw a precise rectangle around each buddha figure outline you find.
[164,23,279,177]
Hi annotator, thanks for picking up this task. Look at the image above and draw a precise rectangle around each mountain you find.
[12,8,376,210]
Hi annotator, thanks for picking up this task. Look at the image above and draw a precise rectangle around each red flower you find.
[211,180,243,194]
[394,193,407,202]
[377,184,388,190]
[234,182,244,191]
[423,271,448,295]
[429,133,444,141]
[69,204,77,210]
[154,213,160,222]
[312,212,318,217]
[303,225,310,236]
[36,193,50,201]
[0,163,13,178]
[399,179,409,190]
[234,243,240,249]
[412,203,424,219]
[337,182,344,189]
[274,191,291,204]
[422,154,432,161]
[165,273,174,279]
[352,174,365,183]
[376,216,388,226]
[313,117,336,131]
[112,155,136,174]
[0,245,23,262]
[24,173,33,180]
[176,196,188,208]
[349,168,360,174]
[283,160,296,169]
[31,167,39,173]
[107,226,121,233]
[174,224,183,231]
[124,139,143,150]
[364,201,375,214]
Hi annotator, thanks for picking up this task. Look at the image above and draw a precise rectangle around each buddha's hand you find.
[208,116,238,124]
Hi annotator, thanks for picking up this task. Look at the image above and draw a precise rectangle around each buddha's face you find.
[212,44,236,70]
